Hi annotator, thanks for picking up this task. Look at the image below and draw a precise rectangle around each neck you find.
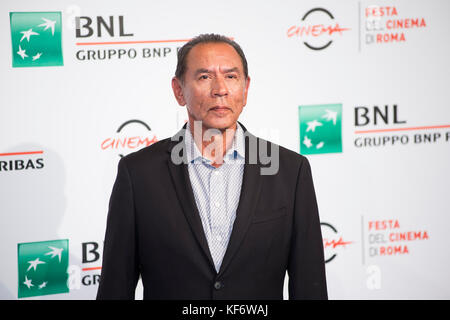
[189,120,237,167]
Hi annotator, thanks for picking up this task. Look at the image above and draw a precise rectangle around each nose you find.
[211,76,228,97]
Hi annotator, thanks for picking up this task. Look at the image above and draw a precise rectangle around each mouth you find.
[209,106,231,112]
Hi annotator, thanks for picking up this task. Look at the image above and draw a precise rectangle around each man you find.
[97,34,327,300]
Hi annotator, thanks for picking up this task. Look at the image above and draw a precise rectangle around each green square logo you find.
[10,12,63,68]
[298,104,343,155]
[17,239,69,298]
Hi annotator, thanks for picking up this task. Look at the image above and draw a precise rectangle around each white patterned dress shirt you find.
[184,122,245,273]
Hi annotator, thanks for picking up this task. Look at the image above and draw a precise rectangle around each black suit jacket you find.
[97,123,327,300]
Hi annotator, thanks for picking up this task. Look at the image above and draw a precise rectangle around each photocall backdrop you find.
[1,0,449,300]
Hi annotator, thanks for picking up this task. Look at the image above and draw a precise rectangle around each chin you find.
[201,116,236,130]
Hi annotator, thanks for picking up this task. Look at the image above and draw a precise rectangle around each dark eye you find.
[199,75,209,80]
[227,74,237,79]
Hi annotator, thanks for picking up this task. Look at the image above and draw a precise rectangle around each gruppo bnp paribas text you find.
[74,15,181,61]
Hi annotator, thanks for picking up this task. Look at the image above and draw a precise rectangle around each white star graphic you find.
[316,142,324,149]
[23,276,33,289]
[16,45,28,59]
[38,18,56,36]
[27,257,46,272]
[20,28,39,42]
[32,52,42,61]
[38,281,48,289]
[303,136,313,148]
[306,119,323,132]
[45,246,63,262]
[322,109,338,125]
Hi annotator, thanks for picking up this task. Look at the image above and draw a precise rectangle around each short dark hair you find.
[175,33,248,82]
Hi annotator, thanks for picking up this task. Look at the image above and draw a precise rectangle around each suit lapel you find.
[166,131,216,271]
[217,129,263,277]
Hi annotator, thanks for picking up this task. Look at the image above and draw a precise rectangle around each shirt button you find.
[214,202,221,208]
[214,281,223,290]
[216,235,222,242]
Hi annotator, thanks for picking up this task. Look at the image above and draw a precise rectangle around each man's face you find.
[172,42,250,131]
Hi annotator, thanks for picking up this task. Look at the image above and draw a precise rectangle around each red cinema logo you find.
[287,8,350,50]
[101,119,158,158]
[320,222,353,263]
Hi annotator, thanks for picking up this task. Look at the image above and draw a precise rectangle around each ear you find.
[171,77,186,106]
[242,76,251,107]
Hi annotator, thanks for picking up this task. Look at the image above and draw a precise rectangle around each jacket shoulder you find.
[256,135,308,167]
[120,137,173,169]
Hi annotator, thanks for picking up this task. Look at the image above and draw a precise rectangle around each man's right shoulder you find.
[119,137,177,171]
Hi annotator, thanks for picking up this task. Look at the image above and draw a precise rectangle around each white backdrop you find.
[1,0,449,300]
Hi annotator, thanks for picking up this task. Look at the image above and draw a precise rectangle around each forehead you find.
[185,42,243,72]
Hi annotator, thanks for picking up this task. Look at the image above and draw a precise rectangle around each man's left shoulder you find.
[256,135,308,167]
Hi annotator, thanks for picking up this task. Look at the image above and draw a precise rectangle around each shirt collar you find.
[185,122,245,165]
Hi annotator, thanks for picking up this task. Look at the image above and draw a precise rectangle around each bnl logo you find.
[298,104,343,155]
[10,12,63,68]
[17,239,69,298]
